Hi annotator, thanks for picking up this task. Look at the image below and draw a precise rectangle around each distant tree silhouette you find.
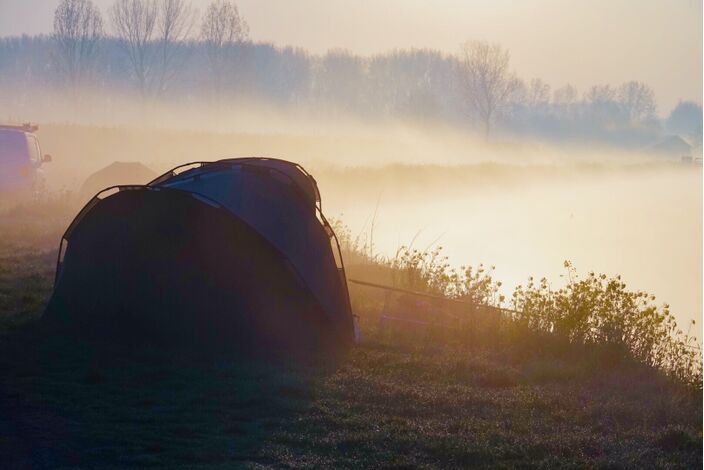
[667,101,703,147]
[110,0,196,98]
[583,84,624,128]
[0,30,670,148]
[200,0,249,99]
[459,41,520,138]
[154,0,197,95]
[617,81,656,123]
[53,0,104,92]
[315,49,366,114]
[526,78,551,108]
[583,84,617,104]
[552,84,578,106]
[110,0,158,98]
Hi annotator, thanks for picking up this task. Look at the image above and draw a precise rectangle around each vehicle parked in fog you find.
[0,123,52,198]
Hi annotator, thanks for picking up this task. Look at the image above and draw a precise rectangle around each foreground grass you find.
[0,202,701,468]
[2,332,700,468]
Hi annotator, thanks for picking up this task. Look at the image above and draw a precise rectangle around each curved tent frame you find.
[51,158,354,347]
[149,158,322,210]
[148,158,352,325]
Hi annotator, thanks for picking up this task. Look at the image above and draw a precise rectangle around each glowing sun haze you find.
[0,0,701,112]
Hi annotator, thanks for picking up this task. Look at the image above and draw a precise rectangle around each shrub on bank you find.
[332,219,702,389]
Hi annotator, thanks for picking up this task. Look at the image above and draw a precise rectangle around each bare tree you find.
[552,84,578,119]
[553,84,578,106]
[111,0,195,98]
[110,0,158,98]
[53,0,104,91]
[459,41,520,138]
[155,0,196,94]
[317,49,365,112]
[526,78,551,108]
[583,84,616,104]
[200,0,249,97]
[617,81,656,122]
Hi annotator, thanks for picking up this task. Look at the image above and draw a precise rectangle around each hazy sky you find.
[0,0,701,112]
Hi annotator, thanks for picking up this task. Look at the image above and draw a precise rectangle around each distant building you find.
[648,135,692,157]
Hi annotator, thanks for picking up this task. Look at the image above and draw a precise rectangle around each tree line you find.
[0,0,701,147]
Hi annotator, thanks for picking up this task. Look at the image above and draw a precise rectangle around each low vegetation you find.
[0,201,700,467]
[333,218,702,390]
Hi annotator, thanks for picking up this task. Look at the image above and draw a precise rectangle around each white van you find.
[0,124,51,197]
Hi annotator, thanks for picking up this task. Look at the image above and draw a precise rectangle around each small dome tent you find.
[44,158,354,354]
[78,161,157,203]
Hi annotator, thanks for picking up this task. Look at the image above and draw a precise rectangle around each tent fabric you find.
[44,158,354,352]
[79,162,156,203]
[149,158,347,336]
[150,158,320,209]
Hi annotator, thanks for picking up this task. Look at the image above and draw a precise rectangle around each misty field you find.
[1,196,701,468]
[32,122,703,341]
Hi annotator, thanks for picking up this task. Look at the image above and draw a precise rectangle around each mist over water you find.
[320,164,702,341]
[5,96,702,341]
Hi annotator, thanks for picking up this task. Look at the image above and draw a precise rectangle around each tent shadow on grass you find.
[0,328,328,467]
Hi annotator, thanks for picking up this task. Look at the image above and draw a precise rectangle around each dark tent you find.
[78,161,157,203]
[44,158,354,354]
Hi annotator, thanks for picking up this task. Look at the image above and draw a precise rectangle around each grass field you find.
[0,200,701,468]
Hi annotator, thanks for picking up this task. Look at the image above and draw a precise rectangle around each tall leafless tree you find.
[617,81,656,122]
[459,40,520,138]
[200,0,249,98]
[111,0,196,98]
[110,0,158,98]
[53,0,104,92]
[155,0,196,94]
